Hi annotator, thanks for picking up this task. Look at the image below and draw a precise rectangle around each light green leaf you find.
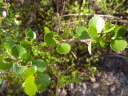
[13,63,26,74]
[110,38,127,51]
[24,76,37,96]
[75,27,90,39]
[11,45,26,58]
[88,15,105,33]
[99,40,106,47]
[22,67,36,79]
[114,26,126,38]
[104,22,115,33]
[88,26,100,41]
[44,32,57,46]
[20,41,31,48]
[44,27,50,33]
[88,41,92,54]
[56,43,71,54]
[32,59,47,72]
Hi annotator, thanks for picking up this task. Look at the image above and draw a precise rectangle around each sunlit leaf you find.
[110,38,127,51]
[24,76,37,96]
[56,43,71,54]
[44,27,50,33]
[22,67,36,79]
[88,15,105,33]
[114,26,126,38]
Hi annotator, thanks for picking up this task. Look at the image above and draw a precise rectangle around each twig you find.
[62,39,91,43]
[62,14,121,19]
[33,39,92,46]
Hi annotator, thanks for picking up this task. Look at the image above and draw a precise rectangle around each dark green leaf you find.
[75,27,90,39]
[32,59,47,72]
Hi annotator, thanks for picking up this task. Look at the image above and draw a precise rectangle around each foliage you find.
[0,0,127,96]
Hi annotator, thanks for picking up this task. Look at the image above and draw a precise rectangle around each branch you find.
[62,39,91,43]
[62,13,121,19]
[33,39,92,46]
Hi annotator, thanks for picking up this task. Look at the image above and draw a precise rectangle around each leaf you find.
[44,32,57,46]
[36,85,47,93]
[36,74,51,86]
[75,27,90,39]
[22,67,36,79]
[11,45,26,58]
[104,22,115,33]
[26,28,36,39]
[114,26,126,38]
[32,59,47,72]
[21,53,33,62]
[88,41,92,54]
[110,38,127,51]
[56,43,71,54]
[0,2,5,7]
[44,27,50,33]
[20,41,31,48]
[13,63,26,74]
[88,15,105,33]
[4,40,15,50]
[24,76,37,96]
[88,26,100,41]
[99,40,106,47]
[0,56,13,70]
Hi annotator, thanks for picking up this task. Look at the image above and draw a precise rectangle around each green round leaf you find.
[110,38,127,51]
[24,76,37,96]
[57,43,71,54]
[36,74,51,86]
[88,15,105,33]
[32,59,47,72]
[36,85,47,93]
[13,63,26,74]
[11,45,26,58]
[114,26,126,38]
[20,41,31,48]
[75,27,90,39]
[44,32,57,46]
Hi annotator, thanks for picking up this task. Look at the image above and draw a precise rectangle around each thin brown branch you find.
[33,39,92,46]
[62,13,121,19]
